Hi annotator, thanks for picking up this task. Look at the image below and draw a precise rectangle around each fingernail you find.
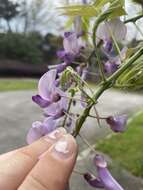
[44,128,67,142]
[51,134,77,160]
[39,128,67,160]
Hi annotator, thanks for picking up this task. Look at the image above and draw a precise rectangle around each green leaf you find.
[65,17,75,28]
[60,69,72,90]
[59,0,126,18]
[60,5,99,17]
[108,7,126,19]
[116,55,143,90]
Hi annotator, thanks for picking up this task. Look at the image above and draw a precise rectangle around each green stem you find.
[89,115,107,120]
[94,48,106,82]
[79,134,97,153]
[124,12,143,24]
[63,91,75,127]
[107,48,143,82]
[134,22,143,38]
[73,47,143,137]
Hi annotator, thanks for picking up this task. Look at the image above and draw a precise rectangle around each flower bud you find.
[106,115,127,133]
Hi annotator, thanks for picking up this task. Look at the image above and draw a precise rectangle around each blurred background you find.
[0,0,143,189]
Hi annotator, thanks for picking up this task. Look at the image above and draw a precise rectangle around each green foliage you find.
[60,68,73,90]
[96,111,143,177]
[0,0,20,21]
[59,0,126,18]
[116,55,143,90]
[0,32,43,64]
[0,79,37,91]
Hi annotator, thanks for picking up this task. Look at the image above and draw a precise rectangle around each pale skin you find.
[0,128,78,190]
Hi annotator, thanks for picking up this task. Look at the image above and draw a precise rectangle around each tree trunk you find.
[6,20,12,32]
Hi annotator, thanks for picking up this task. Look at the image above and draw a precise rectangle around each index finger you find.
[0,128,66,190]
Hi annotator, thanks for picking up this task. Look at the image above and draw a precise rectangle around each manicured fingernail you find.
[44,128,67,142]
[51,134,77,160]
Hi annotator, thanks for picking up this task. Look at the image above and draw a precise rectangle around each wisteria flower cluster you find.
[27,0,143,189]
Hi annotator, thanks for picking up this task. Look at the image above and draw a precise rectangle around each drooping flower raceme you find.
[27,68,68,144]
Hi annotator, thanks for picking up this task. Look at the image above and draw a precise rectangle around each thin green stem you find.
[107,48,143,82]
[79,134,96,153]
[134,22,143,38]
[89,115,107,120]
[62,91,75,127]
[94,48,106,82]
[124,12,143,24]
[106,23,122,60]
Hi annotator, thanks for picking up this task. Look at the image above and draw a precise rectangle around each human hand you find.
[0,128,77,190]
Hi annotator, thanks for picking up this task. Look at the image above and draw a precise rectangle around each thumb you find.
[18,134,78,190]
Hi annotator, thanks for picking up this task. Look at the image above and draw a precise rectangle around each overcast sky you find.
[8,0,143,40]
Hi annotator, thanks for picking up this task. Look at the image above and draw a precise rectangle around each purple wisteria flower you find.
[104,47,127,75]
[96,18,127,52]
[32,69,62,108]
[84,154,124,190]
[94,154,124,190]
[56,62,68,73]
[44,97,68,119]
[84,173,104,188]
[27,117,57,144]
[104,60,119,75]
[57,32,84,63]
[103,39,113,53]
[106,115,127,133]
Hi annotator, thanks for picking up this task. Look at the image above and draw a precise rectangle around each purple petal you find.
[63,32,79,55]
[57,50,66,59]
[104,61,119,75]
[96,18,127,44]
[57,50,75,63]
[81,69,88,80]
[106,115,127,133]
[44,98,68,119]
[76,66,82,76]
[42,117,57,133]
[94,155,124,190]
[81,93,87,108]
[64,32,73,38]
[54,79,60,87]
[56,63,67,73]
[66,114,76,133]
[32,95,51,108]
[26,121,44,144]
[64,53,75,63]
[84,173,104,188]
[38,69,57,100]
[103,39,113,53]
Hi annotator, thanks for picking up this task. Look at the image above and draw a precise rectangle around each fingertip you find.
[19,134,78,190]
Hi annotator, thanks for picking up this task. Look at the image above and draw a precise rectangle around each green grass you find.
[0,79,37,91]
[96,111,143,177]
